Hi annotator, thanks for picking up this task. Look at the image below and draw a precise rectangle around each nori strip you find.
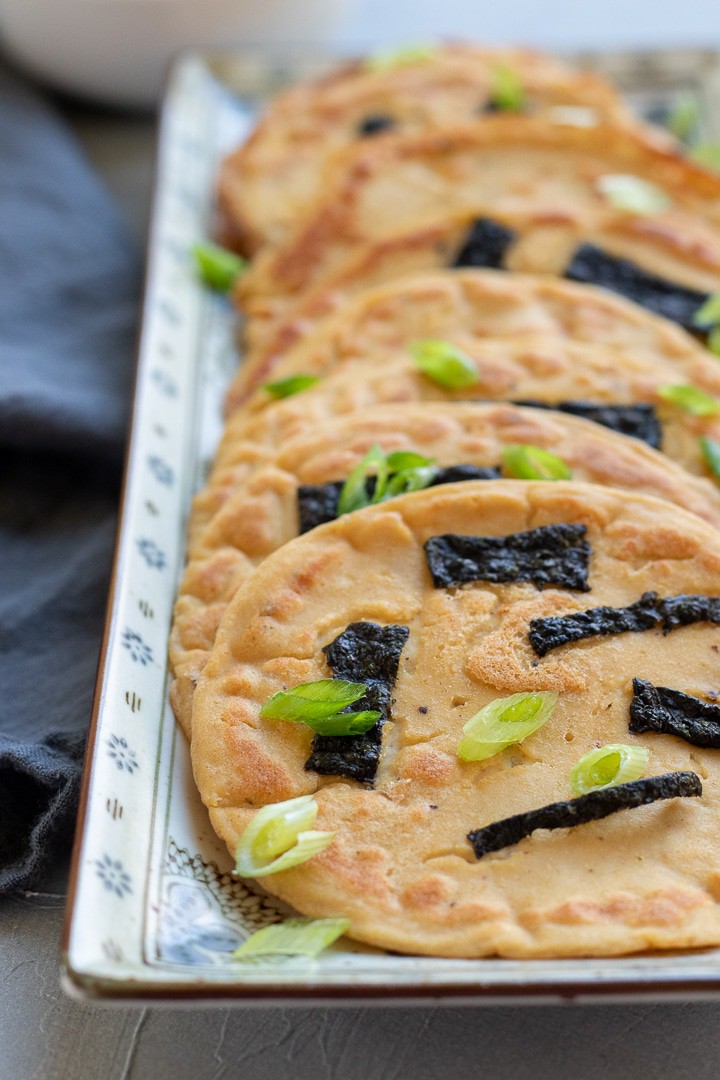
[430,464,502,484]
[297,481,344,534]
[512,400,662,450]
[630,678,720,748]
[565,244,709,330]
[425,524,591,592]
[297,465,501,534]
[305,622,409,782]
[451,218,516,269]
[467,771,702,858]
[356,114,396,137]
[529,591,720,657]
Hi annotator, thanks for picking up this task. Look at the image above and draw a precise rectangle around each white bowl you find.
[0,0,356,109]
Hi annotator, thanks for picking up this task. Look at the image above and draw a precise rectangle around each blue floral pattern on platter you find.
[107,734,139,774]
[136,537,167,570]
[158,841,287,966]
[147,455,174,486]
[95,854,133,898]
[121,628,154,665]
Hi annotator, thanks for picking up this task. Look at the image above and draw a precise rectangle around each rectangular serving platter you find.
[63,47,720,1003]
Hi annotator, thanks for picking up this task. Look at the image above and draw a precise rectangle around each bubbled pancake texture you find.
[191,482,720,958]
[218,44,638,254]
[177,48,720,960]
[169,401,720,737]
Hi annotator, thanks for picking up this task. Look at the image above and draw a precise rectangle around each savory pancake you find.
[169,402,720,736]
[235,119,720,357]
[219,44,638,254]
[213,273,720,484]
[191,480,720,957]
[227,267,717,411]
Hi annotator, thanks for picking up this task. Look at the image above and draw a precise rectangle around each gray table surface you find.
[5,59,720,1080]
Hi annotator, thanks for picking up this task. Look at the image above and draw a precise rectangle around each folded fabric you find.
[0,62,141,893]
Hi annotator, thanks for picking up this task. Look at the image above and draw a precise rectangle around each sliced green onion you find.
[547,106,599,128]
[667,92,700,143]
[457,691,558,762]
[692,292,720,330]
[366,44,436,72]
[410,339,479,390]
[569,743,650,796]
[235,794,334,878]
[385,465,437,498]
[596,174,671,215]
[708,327,720,357]
[192,243,246,291]
[232,917,350,960]
[489,65,525,112]
[691,143,720,171]
[263,374,320,399]
[260,679,380,735]
[657,383,720,416]
[261,679,367,721]
[699,436,720,483]
[337,443,389,515]
[502,444,572,481]
[386,449,434,471]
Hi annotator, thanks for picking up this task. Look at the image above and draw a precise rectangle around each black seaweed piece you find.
[356,114,396,136]
[630,678,720,748]
[511,400,662,450]
[429,464,502,485]
[297,481,344,534]
[305,622,410,782]
[451,218,517,269]
[425,524,591,592]
[297,465,502,534]
[529,590,664,657]
[565,244,710,330]
[529,591,720,657]
[467,772,702,858]
[660,594,720,633]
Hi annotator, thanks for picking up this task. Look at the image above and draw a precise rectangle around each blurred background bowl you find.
[0,0,356,109]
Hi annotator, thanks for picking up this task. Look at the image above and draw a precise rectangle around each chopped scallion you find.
[708,327,720,357]
[410,339,479,390]
[232,917,350,960]
[366,44,436,72]
[489,65,525,112]
[657,383,720,416]
[667,92,700,143]
[502,444,572,481]
[261,679,367,721]
[336,445,436,515]
[337,444,389,515]
[569,743,649,796]
[263,374,320,399]
[261,679,380,735]
[596,174,671,215]
[691,143,720,171]
[699,436,720,483]
[457,691,558,762]
[692,293,720,330]
[235,795,334,878]
[192,243,246,291]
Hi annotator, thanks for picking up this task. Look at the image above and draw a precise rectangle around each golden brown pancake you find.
[235,119,720,360]
[213,272,720,486]
[219,44,638,254]
[191,480,720,957]
[169,402,720,736]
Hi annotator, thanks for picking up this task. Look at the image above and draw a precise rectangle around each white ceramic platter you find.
[62,48,720,1003]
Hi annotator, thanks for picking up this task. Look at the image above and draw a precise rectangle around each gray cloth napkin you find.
[0,65,141,893]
